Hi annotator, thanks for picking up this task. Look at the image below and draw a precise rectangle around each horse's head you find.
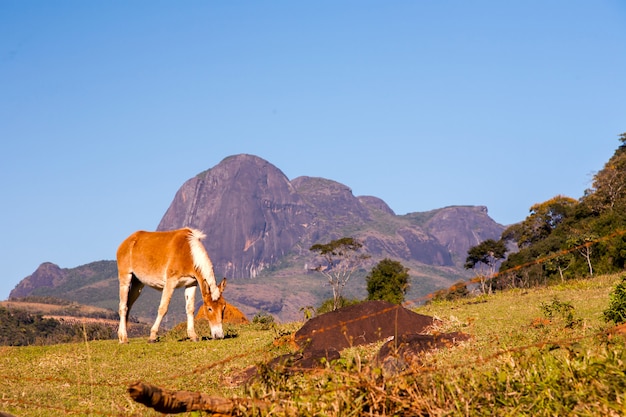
[200,278,227,339]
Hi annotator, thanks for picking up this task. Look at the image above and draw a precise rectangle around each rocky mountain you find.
[158,154,502,276]
[10,154,506,323]
[158,155,309,279]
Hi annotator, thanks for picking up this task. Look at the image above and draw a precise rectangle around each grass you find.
[2,274,626,416]
[1,322,290,416]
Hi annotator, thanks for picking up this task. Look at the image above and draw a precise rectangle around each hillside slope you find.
[1,275,622,416]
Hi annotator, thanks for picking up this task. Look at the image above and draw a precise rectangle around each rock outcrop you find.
[11,154,507,322]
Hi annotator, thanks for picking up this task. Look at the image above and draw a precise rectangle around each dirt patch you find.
[294,300,437,352]
[375,332,471,377]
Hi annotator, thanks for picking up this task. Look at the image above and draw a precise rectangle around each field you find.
[2,273,626,416]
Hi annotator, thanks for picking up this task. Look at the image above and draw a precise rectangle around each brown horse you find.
[117,228,227,343]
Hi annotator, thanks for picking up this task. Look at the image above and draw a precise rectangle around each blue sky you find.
[1,1,625,300]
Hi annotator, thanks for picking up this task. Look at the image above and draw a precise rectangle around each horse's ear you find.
[219,278,227,292]
[202,280,212,297]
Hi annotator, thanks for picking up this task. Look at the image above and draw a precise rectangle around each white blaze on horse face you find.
[202,297,226,339]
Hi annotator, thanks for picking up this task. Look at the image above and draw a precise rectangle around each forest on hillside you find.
[0,306,115,346]
[486,133,626,289]
[0,297,150,346]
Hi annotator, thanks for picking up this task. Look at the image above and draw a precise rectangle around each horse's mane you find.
[187,228,220,300]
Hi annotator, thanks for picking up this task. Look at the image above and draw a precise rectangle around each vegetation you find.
[429,280,471,302]
[2,273,625,416]
[465,238,507,294]
[315,296,361,315]
[462,133,626,291]
[309,237,370,310]
[0,307,115,346]
[5,132,626,415]
[603,275,626,324]
[366,258,410,304]
[17,296,76,306]
[252,311,276,330]
[5,296,120,320]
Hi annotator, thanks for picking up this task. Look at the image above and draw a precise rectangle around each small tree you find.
[465,239,507,294]
[366,258,410,304]
[544,251,574,283]
[566,233,597,277]
[309,237,369,310]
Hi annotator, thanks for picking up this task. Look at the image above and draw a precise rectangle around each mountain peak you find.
[157,154,504,281]
[11,154,506,322]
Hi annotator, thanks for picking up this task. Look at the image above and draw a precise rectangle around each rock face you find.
[11,154,507,323]
[420,205,506,264]
[158,155,309,279]
[9,262,66,299]
[157,154,504,281]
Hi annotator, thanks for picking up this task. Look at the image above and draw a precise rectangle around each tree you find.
[465,239,507,294]
[544,251,574,283]
[499,134,626,286]
[566,233,597,277]
[309,237,370,310]
[501,195,578,249]
[583,133,626,214]
[366,258,410,305]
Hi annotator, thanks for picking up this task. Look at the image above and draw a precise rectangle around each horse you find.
[116,228,227,343]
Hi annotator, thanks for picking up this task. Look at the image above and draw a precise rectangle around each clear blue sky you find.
[1,1,625,300]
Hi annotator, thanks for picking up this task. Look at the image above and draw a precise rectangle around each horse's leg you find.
[184,286,198,342]
[127,276,145,312]
[124,277,144,338]
[118,271,133,343]
[149,279,176,342]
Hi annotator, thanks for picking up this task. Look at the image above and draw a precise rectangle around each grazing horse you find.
[117,228,227,343]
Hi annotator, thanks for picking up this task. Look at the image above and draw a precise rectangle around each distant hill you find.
[10,154,506,323]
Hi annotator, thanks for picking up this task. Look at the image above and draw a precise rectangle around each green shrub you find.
[316,297,360,315]
[429,281,470,303]
[252,312,276,330]
[603,275,626,324]
[540,297,581,328]
[366,258,410,304]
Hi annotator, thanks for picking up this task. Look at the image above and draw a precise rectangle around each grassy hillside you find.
[2,273,625,416]
[0,298,118,320]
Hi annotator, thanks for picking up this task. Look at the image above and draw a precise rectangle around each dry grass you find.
[1,274,626,416]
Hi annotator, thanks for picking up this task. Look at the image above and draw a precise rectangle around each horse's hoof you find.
[147,339,158,343]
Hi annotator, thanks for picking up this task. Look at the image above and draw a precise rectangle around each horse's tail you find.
[187,228,220,300]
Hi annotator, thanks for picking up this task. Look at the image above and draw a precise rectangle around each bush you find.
[252,312,276,330]
[429,281,470,303]
[366,258,410,304]
[603,275,626,324]
[540,297,581,328]
[316,297,360,315]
